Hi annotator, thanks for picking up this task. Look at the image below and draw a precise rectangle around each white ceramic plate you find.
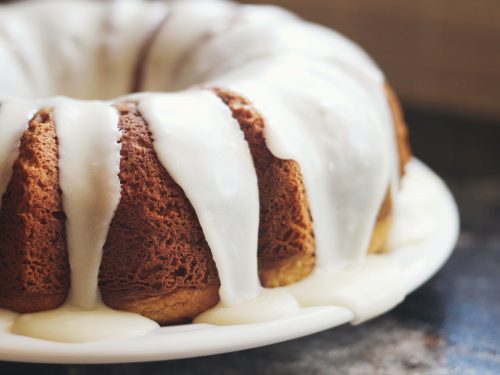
[0,159,459,364]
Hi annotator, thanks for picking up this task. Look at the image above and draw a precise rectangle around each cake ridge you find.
[99,100,221,324]
[0,107,70,313]
[213,87,317,287]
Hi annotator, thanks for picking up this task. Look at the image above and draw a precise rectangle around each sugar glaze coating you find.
[0,0,411,342]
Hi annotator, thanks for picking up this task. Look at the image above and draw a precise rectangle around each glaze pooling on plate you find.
[53,98,122,309]
[0,0,445,343]
[10,304,159,343]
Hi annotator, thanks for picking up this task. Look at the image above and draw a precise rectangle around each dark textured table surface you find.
[1,110,499,374]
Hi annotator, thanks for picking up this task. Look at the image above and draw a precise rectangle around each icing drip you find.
[0,100,37,209]
[53,98,121,309]
[139,90,261,306]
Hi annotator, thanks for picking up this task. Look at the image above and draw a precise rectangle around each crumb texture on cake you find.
[99,102,220,324]
[0,109,69,313]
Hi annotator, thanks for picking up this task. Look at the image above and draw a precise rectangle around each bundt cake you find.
[0,0,411,341]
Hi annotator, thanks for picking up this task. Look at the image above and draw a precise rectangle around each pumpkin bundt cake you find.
[0,0,411,341]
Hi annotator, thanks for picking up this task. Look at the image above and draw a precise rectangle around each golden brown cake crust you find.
[98,102,220,325]
[0,109,69,313]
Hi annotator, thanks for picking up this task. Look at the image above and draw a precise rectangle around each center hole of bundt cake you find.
[34,63,189,101]
[25,70,192,102]
[6,20,195,101]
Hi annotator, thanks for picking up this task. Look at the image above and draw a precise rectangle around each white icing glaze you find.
[143,0,237,92]
[287,258,405,324]
[0,25,38,99]
[174,2,298,89]
[387,161,441,250]
[139,90,260,306]
[11,304,158,343]
[0,100,38,209]
[183,15,380,89]
[53,98,121,309]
